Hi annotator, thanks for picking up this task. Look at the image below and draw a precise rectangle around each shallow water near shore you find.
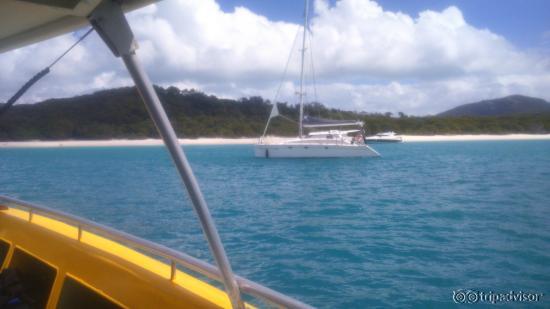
[1,141,549,307]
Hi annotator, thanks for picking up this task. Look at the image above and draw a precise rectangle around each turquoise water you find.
[1,141,549,308]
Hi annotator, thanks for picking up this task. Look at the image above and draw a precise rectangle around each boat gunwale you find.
[0,194,313,309]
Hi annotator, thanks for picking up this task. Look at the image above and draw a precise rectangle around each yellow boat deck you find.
[0,204,246,308]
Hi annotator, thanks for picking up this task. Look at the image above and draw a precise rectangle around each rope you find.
[0,28,94,117]
[48,28,93,68]
[272,26,302,103]
[262,25,302,137]
[280,114,299,124]
[307,31,319,105]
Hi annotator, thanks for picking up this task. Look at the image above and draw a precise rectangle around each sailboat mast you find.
[298,0,309,138]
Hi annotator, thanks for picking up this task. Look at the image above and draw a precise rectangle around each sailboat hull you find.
[255,143,380,158]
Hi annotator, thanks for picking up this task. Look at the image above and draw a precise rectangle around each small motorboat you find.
[364,131,403,143]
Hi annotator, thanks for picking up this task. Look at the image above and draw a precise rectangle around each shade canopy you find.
[0,0,156,53]
[302,115,364,128]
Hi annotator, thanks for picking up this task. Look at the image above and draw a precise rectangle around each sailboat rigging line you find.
[261,110,298,138]
[280,114,299,124]
[307,31,319,106]
[273,25,301,103]
[47,28,94,68]
[298,0,310,138]
[0,28,94,117]
[261,21,301,138]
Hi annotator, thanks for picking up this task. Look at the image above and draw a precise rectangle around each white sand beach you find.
[401,134,550,142]
[1,134,549,148]
[0,138,258,148]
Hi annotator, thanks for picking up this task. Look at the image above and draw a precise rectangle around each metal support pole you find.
[88,1,243,308]
[122,53,243,308]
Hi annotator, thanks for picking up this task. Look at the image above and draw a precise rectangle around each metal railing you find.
[0,195,313,309]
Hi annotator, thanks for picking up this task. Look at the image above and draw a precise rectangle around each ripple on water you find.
[1,141,549,308]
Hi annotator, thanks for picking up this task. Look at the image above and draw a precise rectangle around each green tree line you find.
[1,86,549,140]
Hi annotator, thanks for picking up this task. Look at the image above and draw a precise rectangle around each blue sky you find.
[218,0,550,49]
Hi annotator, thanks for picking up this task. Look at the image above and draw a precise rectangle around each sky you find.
[218,0,550,48]
[0,0,549,115]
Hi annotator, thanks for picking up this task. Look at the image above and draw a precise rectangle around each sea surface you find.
[1,141,549,308]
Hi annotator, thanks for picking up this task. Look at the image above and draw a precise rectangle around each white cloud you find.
[130,0,298,83]
[310,1,541,80]
[313,74,550,115]
[0,0,548,115]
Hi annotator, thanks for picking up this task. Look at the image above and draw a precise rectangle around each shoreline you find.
[402,134,550,142]
[1,134,550,148]
[0,138,258,148]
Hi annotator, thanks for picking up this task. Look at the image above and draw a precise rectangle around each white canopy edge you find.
[0,0,157,54]
[308,129,361,136]
[303,121,364,128]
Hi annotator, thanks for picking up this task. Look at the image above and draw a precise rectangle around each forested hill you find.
[0,86,356,140]
[1,86,549,140]
[438,95,550,117]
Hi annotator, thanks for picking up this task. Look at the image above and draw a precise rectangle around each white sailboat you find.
[254,0,379,158]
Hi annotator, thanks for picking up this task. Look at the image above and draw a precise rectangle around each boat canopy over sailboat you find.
[303,116,364,128]
[254,0,379,158]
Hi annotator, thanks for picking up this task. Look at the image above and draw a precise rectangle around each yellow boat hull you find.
[0,206,239,308]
